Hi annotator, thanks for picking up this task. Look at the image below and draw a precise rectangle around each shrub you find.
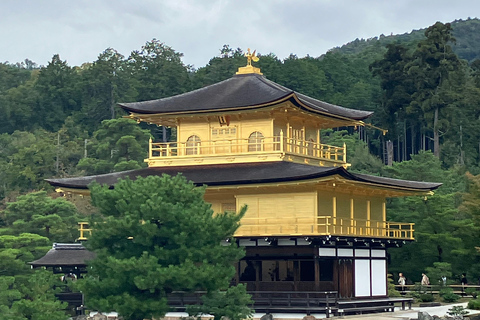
[466,287,478,299]
[468,299,480,310]
[439,287,454,297]
[447,306,469,317]
[419,294,435,302]
[442,292,460,303]
[387,273,401,297]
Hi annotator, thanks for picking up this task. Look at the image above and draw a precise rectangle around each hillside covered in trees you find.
[1,18,480,315]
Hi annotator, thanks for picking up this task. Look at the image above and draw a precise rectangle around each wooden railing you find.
[148,133,346,164]
[236,216,414,240]
[77,222,91,241]
[77,218,414,240]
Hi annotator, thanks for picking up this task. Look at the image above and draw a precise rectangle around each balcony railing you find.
[147,133,346,166]
[77,218,413,240]
[235,216,414,240]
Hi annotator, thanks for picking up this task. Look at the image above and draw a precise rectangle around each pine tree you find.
[79,174,250,320]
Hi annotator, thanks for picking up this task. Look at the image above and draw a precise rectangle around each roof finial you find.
[245,48,259,66]
[236,48,262,75]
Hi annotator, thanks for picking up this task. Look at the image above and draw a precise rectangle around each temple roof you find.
[46,162,442,192]
[29,243,96,267]
[118,73,373,121]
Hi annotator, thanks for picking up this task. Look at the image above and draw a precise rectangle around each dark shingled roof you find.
[118,73,373,121]
[46,162,442,192]
[29,243,96,267]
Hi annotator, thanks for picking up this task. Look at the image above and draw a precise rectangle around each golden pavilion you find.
[46,50,440,313]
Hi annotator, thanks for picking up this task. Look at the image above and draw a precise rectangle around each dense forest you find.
[2,17,480,317]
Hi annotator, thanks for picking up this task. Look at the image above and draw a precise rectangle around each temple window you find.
[212,127,237,139]
[248,131,264,152]
[186,135,201,155]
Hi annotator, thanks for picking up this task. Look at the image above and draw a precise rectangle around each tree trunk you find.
[434,107,440,158]
[110,82,115,119]
[411,122,415,157]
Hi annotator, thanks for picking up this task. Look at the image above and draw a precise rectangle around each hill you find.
[329,17,480,63]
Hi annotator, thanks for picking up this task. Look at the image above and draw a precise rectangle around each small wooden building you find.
[46,51,440,307]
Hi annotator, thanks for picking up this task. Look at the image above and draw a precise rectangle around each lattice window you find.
[248,131,264,152]
[186,135,201,155]
[212,127,237,138]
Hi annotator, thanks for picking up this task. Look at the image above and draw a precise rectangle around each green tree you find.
[425,262,453,286]
[407,22,463,158]
[129,39,191,101]
[186,285,253,320]
[0,233,68,320]
[384,152,473,279]
[75,48,137,133]
[78,174,250,320]
[2,191,80,242]
[0,63,37,134]
[191,45,248,89]
[34,55,81,132]
[277,55,332,100]
[370,43,416,144]
[76,118,150,175]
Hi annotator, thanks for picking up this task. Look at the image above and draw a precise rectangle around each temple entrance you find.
[238,258,335,292]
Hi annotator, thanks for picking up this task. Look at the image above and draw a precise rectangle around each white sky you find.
[1,0,478,69]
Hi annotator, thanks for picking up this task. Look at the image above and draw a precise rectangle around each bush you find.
[387,273,401,297]
[468,299,480,310]
[442,292,460,303]
[419,294,435,302]
[439,287,453,297]
[466,287,478,299]
[447,306,469,317]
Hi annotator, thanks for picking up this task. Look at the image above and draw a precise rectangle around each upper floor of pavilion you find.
[119,51,375,168]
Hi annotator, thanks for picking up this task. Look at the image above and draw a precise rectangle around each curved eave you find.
[46,163,441,196]
[119,73,372,124]
[126,93,371,128]
[29,249,96,267]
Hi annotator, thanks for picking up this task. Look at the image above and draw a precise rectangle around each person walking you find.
[398,273,406,294]
[421,273,430,293]
[461,273,468,296]
[421,273,430,285]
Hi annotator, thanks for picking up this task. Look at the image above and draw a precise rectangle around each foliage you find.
[7,270,68,320]
[129,39,191,101]
[465,287,478,299]
[419,294,435,302]
[1,191,80,242]
[439,287,454,297]
[442,291,460,303]
[425,262,453,286]
[468,299,480,310]
[76,118,150,175]
[447,305,469,318]
[73,48,136,133]
[387,273,401,297]
[78,175,250,320]
[0,232,68,320]
[186,284,253,320]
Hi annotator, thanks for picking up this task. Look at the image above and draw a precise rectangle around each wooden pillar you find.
[332,196,337,228]
[367,200,371,236]
[255,261,261,291]
[314,258,320,291]
[350,198,354,235]
[382,201,387,236]
[293,260,299,291]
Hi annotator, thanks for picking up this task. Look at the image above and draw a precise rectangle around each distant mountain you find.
[329,18,480,63]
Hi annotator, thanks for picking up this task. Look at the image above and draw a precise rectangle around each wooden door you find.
[337,259,353,298]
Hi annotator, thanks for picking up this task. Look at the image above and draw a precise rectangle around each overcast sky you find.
[1,0,479,69]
